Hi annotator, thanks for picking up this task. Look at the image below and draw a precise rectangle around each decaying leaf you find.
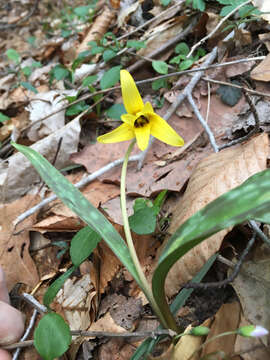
[76,6,116,56]
[201,302,241,357]
[0,117,81,202]
[164,133,269,297]
[56,274,96,332]
[172,323,209,360]
[250,53,270,81]
[32,178,120,232]
[231,253,270,345]
[26,90,77,142]
[0,194,40,290]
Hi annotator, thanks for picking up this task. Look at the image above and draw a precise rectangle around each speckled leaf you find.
[12,143,141,287]
[152,167,270,330]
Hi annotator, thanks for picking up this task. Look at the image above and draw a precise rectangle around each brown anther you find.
[134,115,149,128]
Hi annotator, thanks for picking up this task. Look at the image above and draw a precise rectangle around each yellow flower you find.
[97,70,184,151]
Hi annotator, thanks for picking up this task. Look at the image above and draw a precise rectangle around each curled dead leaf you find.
[163,133,269,297]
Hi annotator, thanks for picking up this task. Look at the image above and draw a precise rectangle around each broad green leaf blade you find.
[152,169,270,329]
[106,103,126,120]
[43,266,76,308]
[12,143,141,287]
[152,60,168,75]
[131,254,217,360]
[34,313,71,360]
[70,226,101,266]
[100,65,122,89]
[129,207,157,235]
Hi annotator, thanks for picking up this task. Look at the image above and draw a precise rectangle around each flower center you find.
[134,115,149,128]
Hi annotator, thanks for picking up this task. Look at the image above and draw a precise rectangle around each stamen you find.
[134,115,149,128]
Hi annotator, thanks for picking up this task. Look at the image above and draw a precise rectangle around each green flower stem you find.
[120,139,169,329]
[187,331,237,360]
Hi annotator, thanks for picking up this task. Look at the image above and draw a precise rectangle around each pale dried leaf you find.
[251,0,270,22]
[231,257,270,346]
[259,33,270,52]
[56,274,95,332]
[138,18,183,58]
[172,323,206,360]
[250,53,270,81]
[164,133,269,297]
[77,6,115,56]
[0,195,40,290]
[26,90,77,142]
[118,1,139,28]
[0,117,81,202]
[201,302,241,357]
[88,311,126,333]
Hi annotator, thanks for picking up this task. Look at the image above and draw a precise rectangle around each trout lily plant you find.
[12,70,270,360]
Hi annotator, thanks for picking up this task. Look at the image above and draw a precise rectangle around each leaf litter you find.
[1,0,270,358]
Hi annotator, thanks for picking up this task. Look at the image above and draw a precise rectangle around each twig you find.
[182,231,256,289]
[12,309,38,360]
[116,0,185,42]
[127,18,197,73]
[20,293,47,314]
[187,0,252,58]
[13,154,141,228]
[187,92,219,152]
[249,220,270,247]
[4,329,176,350]
[202,76,270,98]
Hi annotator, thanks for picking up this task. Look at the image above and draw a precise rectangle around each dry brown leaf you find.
[30,232,61,278]
[250,53,270,81]
[0,116,81,202]
[201,302,241,357]
[259,33,270,52]
[0,194,40,290]
[33,178,120,232]
[76,6,116,56]
[89,311,126,333]
[55,274,96,332]
[26,90,77,142]
[231,246,270,346]
[224,57,255,78]
[164,133,269,297]
[172,324,206,360]
[138,17,184,59]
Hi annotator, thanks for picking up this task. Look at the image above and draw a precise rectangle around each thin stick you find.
[182,231,256,289]
[12,309,38,360]
[202,76,270,98]
[4,329,176,350]
[13,154,141,228]
[187,0,252,58]
[127,18,197,73]
[116,0,185,42]
[187,93,219,152]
